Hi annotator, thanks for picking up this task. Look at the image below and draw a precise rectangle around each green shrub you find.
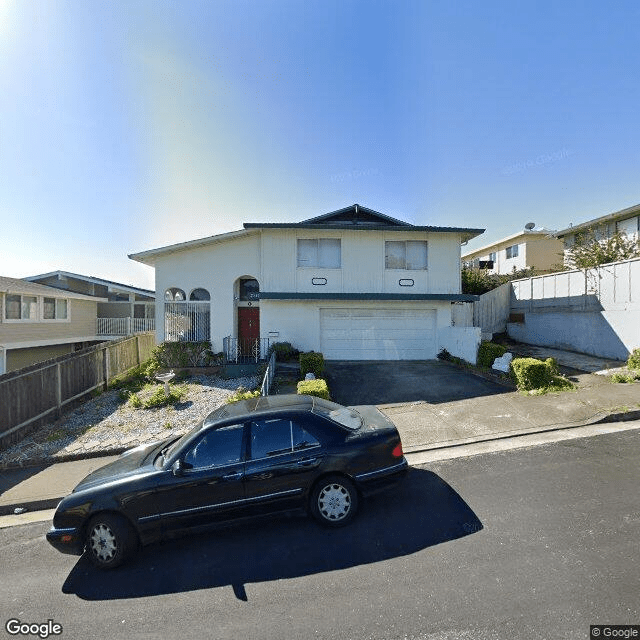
[510,357,555,390]
[510,357,575,392]
[477,341,507,369]
[268,342,300,362]
[127,393,143,408]
[227,388,261,403]
[628,348,640,370]
[146,341,219,373]
[300,351,325,379]
[297,378,331,400]
[611,371,639,384]
[141,385,186,409]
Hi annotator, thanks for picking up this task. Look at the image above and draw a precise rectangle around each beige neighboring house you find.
[462,226,562,275]
[555,202,640,265]
[0,276,106,375]
[24,271,155,337]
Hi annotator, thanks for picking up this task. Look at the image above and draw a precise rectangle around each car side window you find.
[251,419,292,459]
[184,423,244,470]
[292,421,320,451]
[250,418,321,459]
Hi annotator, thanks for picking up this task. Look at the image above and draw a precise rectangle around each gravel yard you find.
[0,374,258,468]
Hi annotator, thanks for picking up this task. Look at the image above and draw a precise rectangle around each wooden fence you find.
[0,333,156,450]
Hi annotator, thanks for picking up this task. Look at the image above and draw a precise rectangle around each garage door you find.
[320,308,437,361]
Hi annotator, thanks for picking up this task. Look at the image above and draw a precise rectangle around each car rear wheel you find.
[85,513,137,569]
[311,475,358,527]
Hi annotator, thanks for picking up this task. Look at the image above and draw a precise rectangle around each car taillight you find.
[392,442,403,458]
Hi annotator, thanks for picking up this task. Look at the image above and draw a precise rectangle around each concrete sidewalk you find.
[1,354,639,518]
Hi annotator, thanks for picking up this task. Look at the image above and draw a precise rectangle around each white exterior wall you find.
[154,232,261,350]
[261,299,455,358]
[261,229,463,295]
[150,227,479,361]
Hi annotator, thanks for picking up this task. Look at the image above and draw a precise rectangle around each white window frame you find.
[297,238,342,269]
[4,294,39,323]
[505,244,519,259]
[385,240,428,270]
[42,297,70,322]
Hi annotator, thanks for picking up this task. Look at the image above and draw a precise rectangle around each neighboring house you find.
[129,204,484,362]
[0,276,106,374]
[24,271,155,337]
[556,202,640,265]
[462,226,562,275]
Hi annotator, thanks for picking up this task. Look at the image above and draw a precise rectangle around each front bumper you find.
[46,526,84,556]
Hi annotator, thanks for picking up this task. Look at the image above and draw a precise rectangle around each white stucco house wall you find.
[129,205,485,363]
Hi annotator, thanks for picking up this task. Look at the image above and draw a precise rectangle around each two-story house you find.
[0,276,105,374]
[462,227,562,275]
[129,205,484,362]
[24,271,155,337]
[556,202,640,265]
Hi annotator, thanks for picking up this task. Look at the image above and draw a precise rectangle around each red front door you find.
[238,307,260,355]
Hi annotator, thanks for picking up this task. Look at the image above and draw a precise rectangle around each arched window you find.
[165,288,186,301]
[189,288,210,301]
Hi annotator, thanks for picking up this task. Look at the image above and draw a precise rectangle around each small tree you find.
[564,227,640,269]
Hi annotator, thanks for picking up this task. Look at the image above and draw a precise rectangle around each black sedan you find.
[47,394,408,569]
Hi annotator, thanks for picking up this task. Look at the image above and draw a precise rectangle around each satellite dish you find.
[525,222,536,230]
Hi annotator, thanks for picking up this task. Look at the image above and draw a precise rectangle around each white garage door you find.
[320,308,437,361]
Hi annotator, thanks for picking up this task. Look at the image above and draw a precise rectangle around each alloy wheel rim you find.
[90,523,117,562]
[318,483,351,521]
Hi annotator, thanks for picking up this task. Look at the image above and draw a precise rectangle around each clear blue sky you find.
[1,0,639,290]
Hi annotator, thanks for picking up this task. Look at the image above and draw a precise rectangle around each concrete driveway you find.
[324,360,509,406]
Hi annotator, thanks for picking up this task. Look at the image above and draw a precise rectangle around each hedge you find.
[477,341,507,369]
[510,357,555,390]
[300,351,325,379]
[297,379,331,400]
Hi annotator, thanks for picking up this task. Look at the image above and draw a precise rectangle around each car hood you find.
[72,440,166,493]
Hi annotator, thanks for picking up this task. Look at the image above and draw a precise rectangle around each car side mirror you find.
[172,459,184,477]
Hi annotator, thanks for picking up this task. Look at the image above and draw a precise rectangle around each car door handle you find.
[222,471,243,481]
[297,457,319,467]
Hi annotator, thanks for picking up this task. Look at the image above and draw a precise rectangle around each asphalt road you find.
[1,428,639,640]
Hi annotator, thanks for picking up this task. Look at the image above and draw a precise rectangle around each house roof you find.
[24,270,155,297]
[555,202,640,237]
[0,276,105,302]
[129,205,484,266]
[462,228,557,260]
[244,203,484,241]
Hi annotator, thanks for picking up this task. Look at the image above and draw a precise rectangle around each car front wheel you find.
[311,475,358,527]
[85,513,137,569]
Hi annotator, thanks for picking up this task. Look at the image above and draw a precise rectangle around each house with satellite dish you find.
[462,223,562,275]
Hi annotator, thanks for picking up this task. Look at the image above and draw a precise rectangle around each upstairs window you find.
[505,244,519,259]
[5,294,38,320]
[43,298,68,320]
[297,239,341,268]
[385,241,428,270]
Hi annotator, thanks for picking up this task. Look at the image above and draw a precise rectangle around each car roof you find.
[203,394,315,427]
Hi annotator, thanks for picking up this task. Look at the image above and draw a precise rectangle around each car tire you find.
[310,475,358,527]
[85,513,137,569]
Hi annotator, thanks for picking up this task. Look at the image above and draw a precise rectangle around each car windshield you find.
[311,397,363,430]
[160,420,205,463]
